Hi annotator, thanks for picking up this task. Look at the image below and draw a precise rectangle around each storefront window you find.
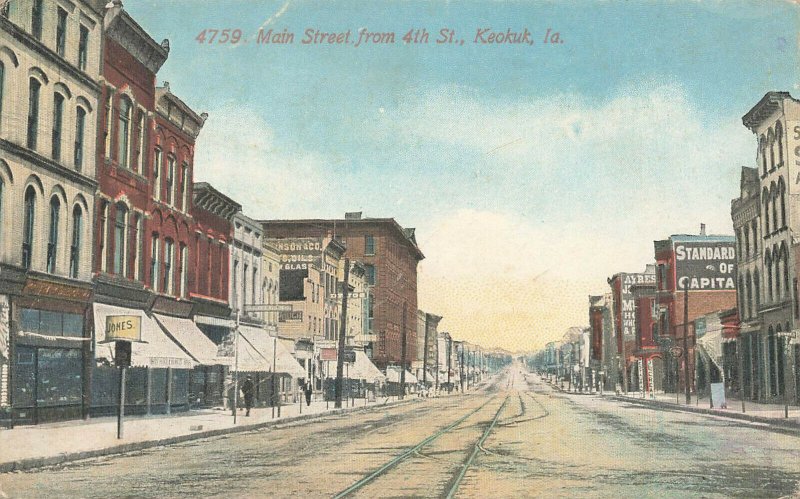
[20,309,83,338]
[62,314,83,337]
[36,348,82,407]
[12,346,35,408]
[171,369,189,405]
[151,369,168,405]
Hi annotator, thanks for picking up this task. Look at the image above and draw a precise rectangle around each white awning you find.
[93,304,195,369]
[349,350,385,381]
[153,314,232,367]
[385,367,418,384]
[194,315,236,328]
[239,325,306,378]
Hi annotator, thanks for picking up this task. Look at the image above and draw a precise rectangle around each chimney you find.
[700,223,706,236]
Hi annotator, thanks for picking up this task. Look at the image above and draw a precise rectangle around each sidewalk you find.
[0,393,439,473]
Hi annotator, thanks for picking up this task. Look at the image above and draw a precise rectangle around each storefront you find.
[92,304,195,416]
[239,325,305,404]
[154,314,232,408]
[8,276,92,426]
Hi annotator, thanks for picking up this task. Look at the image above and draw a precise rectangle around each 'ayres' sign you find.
[674,241,736,291]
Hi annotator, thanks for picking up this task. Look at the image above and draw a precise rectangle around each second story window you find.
[151,236,160,292]
[118,97,131,168]
[78,25,89,71]
[164,238,174,294]
[47,197,60,274]
[103,91,112,158]
[365,264,376,286]
[22,187,35,269]
[70,205,81,279]
[113,203,128,276]
[365,235,375,255]
[56,7,67,57]
[74,107,85,171]
[52,93,64,161]
[27,78,40,150]
[31,0,43,40]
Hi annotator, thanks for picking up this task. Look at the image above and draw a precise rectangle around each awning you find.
[93,304,195,369]
[193,315,236,328]
[238,325,306,378]
[385,367,418,384]
[153,314,232,367]
[348,350,384,381]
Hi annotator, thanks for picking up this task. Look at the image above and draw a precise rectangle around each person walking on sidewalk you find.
[241,375,255,417]
[304,380,313,406]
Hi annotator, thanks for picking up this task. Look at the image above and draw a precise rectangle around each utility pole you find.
[334,258,350,409]
[460,344,465,392]
[400,301,407,399]
[446,337,452,392]
[684,282,691,405]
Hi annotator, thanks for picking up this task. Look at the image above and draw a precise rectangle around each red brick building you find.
[654,231,737,394]
[261,214,424,369]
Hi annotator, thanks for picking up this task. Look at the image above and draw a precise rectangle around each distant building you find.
[261,213,424,369]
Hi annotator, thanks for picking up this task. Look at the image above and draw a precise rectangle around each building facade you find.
[261,213,424,369]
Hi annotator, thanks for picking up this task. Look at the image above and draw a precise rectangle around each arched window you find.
[783,246,790,297]
[179,243,188,297]
[761,136,768,176]
[779,178,786,228]
[763,188,771,235]
[27,78,41,149]
[754,270,761,311]
[99,200,108,272]
[164,238,174,294]
[52,93,64,161]
[153,148,162,201]
[118,97,132,167]
[151,235,160,292]
[134,214,144,281]
[135,111,145,172]
[768,128,775,170]
[751,221,758,254]
[113,203,127,275]
[771,183,778,235]
[744,227,750,257]
[70,205,82,278]
[774,247,781,299]
[22,187,35,269]
[47,196,60,273]
[180,162,188,211]
[776,122,784,167]
[75,107,86,171]
[166,155,175,205]
[103,90,112,158]
[766,252,773,302]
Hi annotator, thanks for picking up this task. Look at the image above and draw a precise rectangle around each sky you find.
[127,0,799,352]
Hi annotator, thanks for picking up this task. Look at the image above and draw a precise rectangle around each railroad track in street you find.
[332,393,515,499]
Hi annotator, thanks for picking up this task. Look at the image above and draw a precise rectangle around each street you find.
[2,367,799,498]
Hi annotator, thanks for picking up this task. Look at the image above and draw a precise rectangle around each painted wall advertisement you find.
[620,272,656,338]
[674,241,736,291]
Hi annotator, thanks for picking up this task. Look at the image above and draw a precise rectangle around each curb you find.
[0,396,425,474]
[611,395,800,432]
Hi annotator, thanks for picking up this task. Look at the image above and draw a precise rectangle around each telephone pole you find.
[684,282,691,405]
[422,313,429,388]
[334,259,350,409]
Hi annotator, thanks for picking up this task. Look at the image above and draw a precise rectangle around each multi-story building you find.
[413,311,442,386]
[588,293,616,391]
[261,213,424,369]
[437,331,453,390]
[653,229,737,395]
[0,0,102,424]
[608,265,656,393]
[230,212,263,318]
[732,91,800,404]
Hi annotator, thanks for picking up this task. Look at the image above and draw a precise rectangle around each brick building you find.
[261,213,424,369]
[653,230,737,394]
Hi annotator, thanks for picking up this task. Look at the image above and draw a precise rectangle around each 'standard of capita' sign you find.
[674,241,736,291]
[105,315,142,342]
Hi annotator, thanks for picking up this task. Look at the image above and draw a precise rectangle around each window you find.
[153,149,162,200]
[783,249,790,298]
[367,294,374,332]
[743,227,749,257]
[56,7,67,56]
[166,156,175,205]
[78,25,89,71]
[118,97,131,167]
[365,264,376,285]
[754,270,761,311]
[27,78,40,150]
[243,263,249,306]
[751,222,758,254]
[763,191,770,235]
[52,93,64,161]
[164,239,174,294]
[22,187,35,269]
[135,112,144,172]
[69,205,81,278]
[74,107,86,170]
[780,179,786,229]
[365,235,375,255]
[99,201,108,272]
[253,267,257,306]
[151,236,160,292]
[47,197,60,274]
[31,0,42,40]
[113,203,127,275]
[134,215,143,281]
[180,163,187,211]
[104,91,112,157]
[180,244,187,297]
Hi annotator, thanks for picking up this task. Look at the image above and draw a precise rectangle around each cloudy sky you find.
[129,0,799,351]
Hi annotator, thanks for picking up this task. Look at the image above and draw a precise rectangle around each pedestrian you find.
[241,375,255,417]
[304,380,313,406]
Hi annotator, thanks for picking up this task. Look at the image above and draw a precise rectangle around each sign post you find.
[103,315,143,440]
